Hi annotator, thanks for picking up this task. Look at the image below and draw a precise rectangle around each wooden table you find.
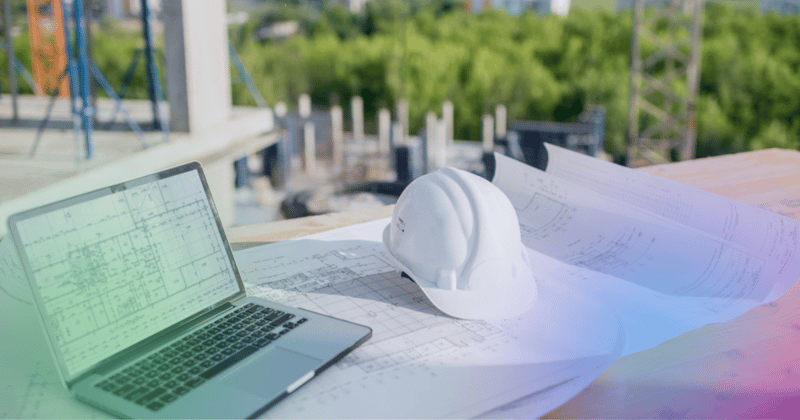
[226,148,800,418]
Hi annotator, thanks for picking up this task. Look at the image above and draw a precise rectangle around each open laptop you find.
[6,162,372,419]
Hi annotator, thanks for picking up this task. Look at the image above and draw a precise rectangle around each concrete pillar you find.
[390,121,403,169]
[299,94,311,119]
[425,112,437,173]
[303,121,315,174]
[396,99,408,145]
[495,104,507,138]
[163,0,231,136]
[272,102,291,188]
[435,118,447,169]
[442,101,454,145]
[378,108,391,156]
[351,96,364,145]
[482,114,494,153]
[331,105,344,169]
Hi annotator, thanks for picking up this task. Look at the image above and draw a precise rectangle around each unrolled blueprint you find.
[493,146,800,355]
[234,220,625,419]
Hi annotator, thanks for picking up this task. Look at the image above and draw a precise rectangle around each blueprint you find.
[233,220,625,418]
[493,147,800,355]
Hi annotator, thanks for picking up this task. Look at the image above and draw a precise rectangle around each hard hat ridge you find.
[382,167,537,320]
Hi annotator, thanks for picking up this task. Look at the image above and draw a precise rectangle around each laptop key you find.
[146,401,165,411]
[158,372,171,381]
[124,386,149,402]
[189,366,202,374]
[136,388,166,406]
[173,386,190,396]
[164,380,178,389]
[255,338,272,347]
[146,379,159,388]
[160,393,178,403]
[132,377,146,385]
[186,377,206,388]
[264,311,283,321]
[113,383,134,396]
[200,345,259,380]
[101,382,118,392]
[271,313,294,327]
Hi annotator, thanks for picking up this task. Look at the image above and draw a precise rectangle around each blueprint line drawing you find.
[239,243,503,376]
[11,170,240,378]
[232,227,625,418]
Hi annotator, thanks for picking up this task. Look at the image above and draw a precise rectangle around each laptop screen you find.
[8,163,243,382]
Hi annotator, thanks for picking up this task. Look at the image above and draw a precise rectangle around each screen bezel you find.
[6,161,246,387]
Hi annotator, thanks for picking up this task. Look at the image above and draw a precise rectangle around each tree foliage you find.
[2,1,800,162]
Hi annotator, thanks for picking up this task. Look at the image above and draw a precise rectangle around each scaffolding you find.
[627,0,703,166]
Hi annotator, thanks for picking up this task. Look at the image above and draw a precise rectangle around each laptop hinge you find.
[70,302,237,387]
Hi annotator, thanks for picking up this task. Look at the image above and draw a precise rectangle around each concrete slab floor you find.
[0,95,170,203]
[0,95,284,227]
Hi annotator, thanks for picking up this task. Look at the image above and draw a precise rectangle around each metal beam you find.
[627,0,703,167]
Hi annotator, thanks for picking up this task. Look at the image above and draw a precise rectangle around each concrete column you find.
[163,0,231,136]
[351,96,364,145]
[482,114,494,153]
[378,108,391,156]
[435,118,447,169]
[495,104,507,138]
[396,99,408,145]
[442,101,454,145]
[331,105,344,169]
[299,94,311,119]
[303,121,315,174]
[425,111,437,173]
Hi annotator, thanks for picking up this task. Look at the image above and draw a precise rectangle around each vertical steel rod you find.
[73,0,94,159]
[3,0,18,122]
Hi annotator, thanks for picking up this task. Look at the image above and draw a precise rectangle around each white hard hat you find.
[382,167,537,320]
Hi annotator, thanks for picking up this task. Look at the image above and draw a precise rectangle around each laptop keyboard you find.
[93,303,307,412]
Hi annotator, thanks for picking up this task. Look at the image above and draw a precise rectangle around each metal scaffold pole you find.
[141,0,168,141]
[3,0,18,122]
[73,0,94,159]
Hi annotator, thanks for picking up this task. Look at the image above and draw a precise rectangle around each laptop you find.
[6,162,372,419]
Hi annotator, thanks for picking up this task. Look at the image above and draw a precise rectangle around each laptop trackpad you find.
[225,347,321,399]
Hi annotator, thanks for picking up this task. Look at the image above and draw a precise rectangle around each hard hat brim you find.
[382,224,537,320]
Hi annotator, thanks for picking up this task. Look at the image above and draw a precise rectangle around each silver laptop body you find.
[6,162,371,419]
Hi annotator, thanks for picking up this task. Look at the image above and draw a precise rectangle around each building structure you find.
[761,0,800,14]
[332,0,372,13]
[464,0,571,16]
